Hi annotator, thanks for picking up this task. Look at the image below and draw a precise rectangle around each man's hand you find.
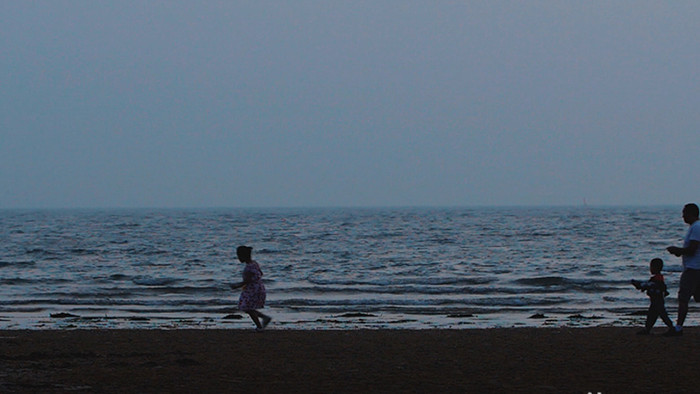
[667,246,683,257]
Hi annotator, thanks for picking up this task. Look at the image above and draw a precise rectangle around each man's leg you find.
[676,269,697,329]
[677,300,689,327]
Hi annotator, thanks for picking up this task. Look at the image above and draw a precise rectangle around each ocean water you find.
[0,206,694,330]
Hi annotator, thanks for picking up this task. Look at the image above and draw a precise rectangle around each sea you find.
[0,206,695,330]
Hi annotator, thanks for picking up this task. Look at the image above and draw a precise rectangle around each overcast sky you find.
[2,1,699,209]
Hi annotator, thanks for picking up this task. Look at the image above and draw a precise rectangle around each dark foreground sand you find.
[0,327,698,393]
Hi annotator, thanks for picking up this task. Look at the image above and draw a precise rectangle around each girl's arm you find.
[231,269,255,289]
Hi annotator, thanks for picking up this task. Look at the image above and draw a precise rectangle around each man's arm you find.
[667,240,700,257]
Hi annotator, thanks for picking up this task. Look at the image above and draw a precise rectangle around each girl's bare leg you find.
[259,312,271,328]
[246,311,262,329]
[246,310,271,330]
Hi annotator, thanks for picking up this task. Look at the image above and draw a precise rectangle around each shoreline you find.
[3,305,684,330]
[2,327,699,393]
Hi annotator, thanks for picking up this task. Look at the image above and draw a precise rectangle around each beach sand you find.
[0,327,697,393]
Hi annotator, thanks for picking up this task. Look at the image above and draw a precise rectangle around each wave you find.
[0,260,36,268]
[513,276,621,287]
[132,276,181,286]
[0,278,73,285]
[271,296,571,308]
[108,274,131,281]
[308,277,497,287]
[0,297,233,307]
[273,283,622,295]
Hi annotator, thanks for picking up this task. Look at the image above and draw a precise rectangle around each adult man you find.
[666,203,700,336]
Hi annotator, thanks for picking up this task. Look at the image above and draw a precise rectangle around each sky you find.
[2,1,699,209]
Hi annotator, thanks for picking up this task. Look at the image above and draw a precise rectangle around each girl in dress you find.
[231,246,271,330]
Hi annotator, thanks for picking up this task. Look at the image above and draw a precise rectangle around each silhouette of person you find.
[631,258,674,335]
[231,246,271,330]
[666,203,700,336]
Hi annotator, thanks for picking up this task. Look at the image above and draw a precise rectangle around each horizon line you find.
[0,203,683,211]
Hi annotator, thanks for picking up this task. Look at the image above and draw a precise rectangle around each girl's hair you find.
[237,245,253,260]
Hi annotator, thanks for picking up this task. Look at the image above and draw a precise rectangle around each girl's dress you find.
[238,261,266,311]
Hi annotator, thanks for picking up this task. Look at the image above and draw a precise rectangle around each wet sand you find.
[0,327,697,393]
